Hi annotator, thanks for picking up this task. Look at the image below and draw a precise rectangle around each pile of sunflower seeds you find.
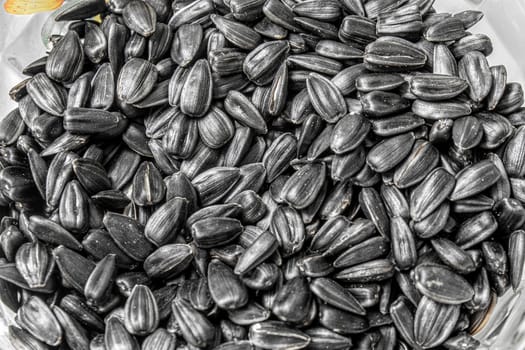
[1,0,525,348]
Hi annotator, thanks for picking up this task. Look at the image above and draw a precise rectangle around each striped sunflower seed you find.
[180,59,213,118]
[28,215,82,251]
[333,236,390,269]
[310,277,366,315]
[52,305,90,350]
[335,259,395,283]
[433,44,458,76]
[413,201,451,238]
[317,303,369,335]
[46,31,84,84]
[227,301,271,325]
[125,32,147,60]
[410,168,455,221]
[509,230,525,290]
[171,298,216,348]
[458,51,493,103]
[230,0,265,21]
[105,317,140,350]
[26,73,67,116]
[132,161,166,206]
[84,254,116,306]
[414,296,460,348]
[143,243,193,279]
[455,211,498,249]
[249,321,310,350]
[17,296,63,346]
[145,197,188,246]
[172,24,204,66]
[84,22,107,64]
[117,58,158,104]
[487,65,508,110]
[449,159,501,201]
[424,17,466,42]
[390,216,417,270]
[270,205,305,257]
[211,14,262,50]
[394,140,439,188]
[0,109,25,147]
[122,0,156,37]
[124,285,159,336]
[364,36,426,72]
[262,0,302,32]
[356,72,405,93]
[192,217,243,248]
[142,328,177,350]
[225,91,268,134]
[243,41,289,86]
[410,74,468,101]
[103,212,155,261]
[168,0,214,30]
[361,91,411,118]
[367,132,415,173]
[413,264,474,304]
[15,241,54,289]
[306,73,347,123]
[208,259,249,310]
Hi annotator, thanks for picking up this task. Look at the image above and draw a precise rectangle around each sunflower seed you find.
[458,51,492,103]
[211,14,262,50]
[142,328,177,350]
[424,17,466,42]
[413,264,474,304]
[122,0,156,37]
[390,216,417,270]
[117,59,158,105]
[0,109,25,146]
[90,63,115,110]
[208,259,249,310]
[17,296,63,346]
[335,259,395,283]
[455,211,498,249]
[26,73,67,116]
[318,303,369,335]
[82,229,136,268]
[105,317,140,350]
[103,212,155,261]
[132,161,166,206]
[450,159,500,201]
[192,217,243,248]
[15,241,54,290]
[143,243,193,279]
[225,91,267,134]
[172,298,216,348]
[270,205,305,257]
[414,296,460,348]
[367,133,415,173]
[169,0,214,30]
[180,59,213,118]
[509,230,525,290]
[364,36,426,72]
[496,82,525,114]
[46,31,84,83]
[123,285,159,336]
[84,254,116,306]
[307,73,347,123]
[433,44,458,76]
[477,112,513,150]
[248,321,309,350]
